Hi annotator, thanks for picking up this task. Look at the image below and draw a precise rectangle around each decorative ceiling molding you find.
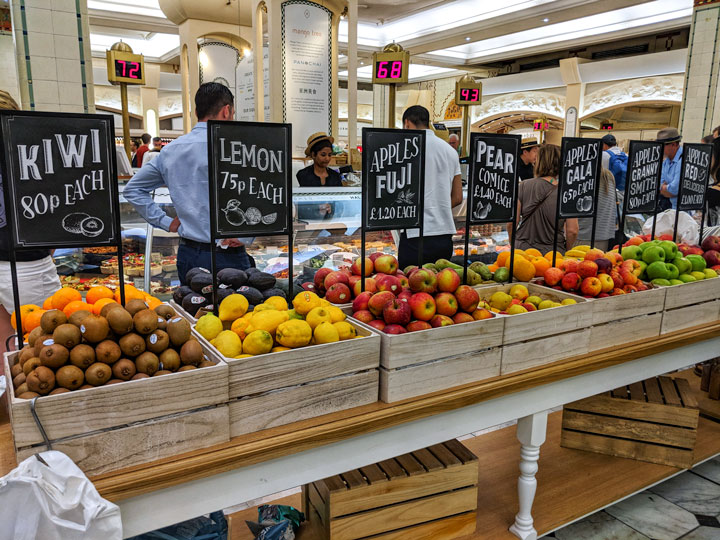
[581,75,684,119]
[471,91,565,124]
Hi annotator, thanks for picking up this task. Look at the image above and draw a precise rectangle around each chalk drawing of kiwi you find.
[62,212,90,234]
[80,216,104,237]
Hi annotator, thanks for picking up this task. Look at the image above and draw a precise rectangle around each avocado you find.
[262,287,287,300]
[236,286,264,305]
[185,267,210,285]
[190,272,214,294]
[172,285,193,305]
[247,271,277,291]
[217,268,248,288]
[181,293,210,316]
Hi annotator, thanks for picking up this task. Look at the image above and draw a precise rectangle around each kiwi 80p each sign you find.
[0,111,118,247]
[208,120,292,237]
[558,137,602,218]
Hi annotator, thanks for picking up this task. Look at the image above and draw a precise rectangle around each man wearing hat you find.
[658,127,683,209]
[601,133,627,192]
[518,138,539,181]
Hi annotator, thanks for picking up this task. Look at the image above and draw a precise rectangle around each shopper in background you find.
[142,137,163,167]
[575,168,617,251]
[448,133,461,155]
[124,82,252,284]
[136,133,151,166]
[658,127,683,210]
[511,144,578,254]
[130,139,140,167]
[702,135,714,145]
[713,126,720,139]
[398,105,463,269]
[601,134,627,192]
[517,139,539,181]
[0,90,61,353]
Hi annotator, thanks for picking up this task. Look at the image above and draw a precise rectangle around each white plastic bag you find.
[0,450,122,540]
[643,209,699,245]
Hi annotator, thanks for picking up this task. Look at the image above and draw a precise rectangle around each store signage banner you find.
[467,133,521,224]
[0,112,118,248]
[677,142,712,212]
[558,137,602,219]
[282,1,332,157]
[624,140,663,214]
[208,120,292,238]
[362,128,425,232]
[236,46,270,122]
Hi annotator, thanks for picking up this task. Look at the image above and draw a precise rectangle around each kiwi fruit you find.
[17,392,40,400]
[68,310,91,328]
[156,316,167,331]
[10,362,23,379]
[39,343,69,370]
[154,304,176,321]
[56,365,84,390]
[27,366,55,395]
[125,298,148,316]
[27,326,44,347]
[166,317,191,347]
[198,360,215,368]
[178,365,196,372]
[52,323,81,349]
[19,346,35,365]
[135,351,159,375]
[131,373,150,380]
[133,309,158,335]
[40,309,67,334]
[23,357,41,375]
[34,335,54,356]
[69,344,95,369]
[78,384,94,390]
[95,340,122,365]
[180,340,203,366]
[80,315,109,343]
[106,307,134,335]
[153,370,172,377]
[106,379,124,385]
[100,302,123,318]
[13,372,26,389]
[146,329,169,354]
[49,388,70,395]
[15,383,30,396]
[112,358,137,381]
[159,348,181,372]
[85,362,112,386]
[119,333,145,357]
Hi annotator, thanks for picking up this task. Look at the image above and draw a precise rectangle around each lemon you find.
[314,321,340,344]
[561,298,577,305]
[218,294,249,322]
[243,330,274,355]
[507,304,528,315]
[264,296,288,310]
[247,309,289,336]
[196,313,223,341]
[320,298,331,307]
[537,300,555,310]
[253,304,276,313]
[213,330,242,357]
[305,307,332,329]
[235,354,253,358]
[292,291,322,315]
[271,346,292,352]
[276,319,312,348]
[327,305,346,323]
[230,317,251,339]
[333,321,356,341]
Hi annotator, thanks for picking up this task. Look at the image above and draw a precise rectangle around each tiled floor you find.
[541,456,720,540]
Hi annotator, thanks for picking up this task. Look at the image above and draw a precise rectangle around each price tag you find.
[625,141,663,214]
[558,137,602,218]
[677,143,712,212]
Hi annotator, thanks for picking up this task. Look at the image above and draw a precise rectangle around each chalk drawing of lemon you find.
[245,207,262,225]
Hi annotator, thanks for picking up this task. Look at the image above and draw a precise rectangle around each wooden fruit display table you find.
[2,323,720,539]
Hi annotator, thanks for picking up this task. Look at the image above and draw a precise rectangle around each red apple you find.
[397,275,409,289]
[561,272,581,291]
[383,324,407,334]
[383,299,412,326]
[521,302,537,312]
[368,319,386,331]
[430,314,454,327]
[324,271,350,290]
[621,259,642,277]
[703,250,720,267]
[563,259,579,273]
[583,248,605,261]
[376,274,402,295]
[369,252,384,263]
[374,254,398,275]
[408,292,436,321]
[713,265,720,272]
[351,257,373,277]
[397,289,413,303]
[407,320,432,332]
[348,275,361,291]
[544,267,565,286]
[408,268,437,293]
[610,287,625,296]
[353,277,377,297]
[301,282,315,292]
[313,268,332,291]
[605,252,623,266]
[436,268,461,293]
[619,267,638,285]
[701,235,720,252]
[610,270,624,288]
[325,283,352,304]
[454,285,480,313]
[452,312,475,324]
[623,284,639,293]
[580,276,602,297]
[625,236,643,246]
[353,310,375,323]
[577,260,598,279]
[435,292,458,316]
[368,291,395,317]
[352,291,373,312]
[598,292,610,298]
[597,273,614,293]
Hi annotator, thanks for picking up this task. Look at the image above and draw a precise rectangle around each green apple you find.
[638,260,648,279]
[526,295,542,306]
[679,274,696,283]
[658,240,678,261]
[642,246,666,264]
[621,245,643,260]
[687,254,707,272]
[665,263,679,280]
[705,269,719,279]
[672,256,692,275]
[669,279,684,285]
[651,278,671,286]
[646,261,670,280]
[691,271,706,281]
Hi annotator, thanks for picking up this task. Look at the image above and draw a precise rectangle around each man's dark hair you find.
[702,135,714,144]
[153,137,162,143]
[402,105,429,128]
[195,82,234,120]
[141,133,151,144]
[713,125,720,136]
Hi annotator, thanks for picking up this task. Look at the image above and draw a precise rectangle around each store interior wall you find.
[0,33,19,103]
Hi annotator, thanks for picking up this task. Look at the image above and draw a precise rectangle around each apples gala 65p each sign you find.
[558,137,602,219]
[468,133,520,224]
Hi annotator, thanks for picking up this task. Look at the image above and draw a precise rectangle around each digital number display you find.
[114,59,142,80]
[601,123,614,130]
[459,88,481,102]
[375,60,404,80]
[533,120,549,131]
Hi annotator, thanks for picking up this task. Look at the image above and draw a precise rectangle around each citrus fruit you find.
[247,309,289,336]
[115,285,145,304]
[213,330,242,358]
[86,286,114,305]
[243,329,274,355]
[326,305,346,323]
[264,296,288,310]
[196,313,223,341]
[93,297,117,315]
[51,287,81,311]
[531,256,551,277]
[63,300,89,318]
[511,257,536,282]
[43,296,54,310]
[218,294,249,321]
[292,291,322,315]
[314,321,340,344]
[230,317,251,340]
[11,304,43,333]
[276,320,312,348]
[332,321,357,341]
[305,307,332,330]
[496,251,511,268]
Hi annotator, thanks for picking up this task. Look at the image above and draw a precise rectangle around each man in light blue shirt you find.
[124,83,251,284]
[658,127,683,210]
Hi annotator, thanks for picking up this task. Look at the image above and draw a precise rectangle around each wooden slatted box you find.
[561,376,699,468]
[302,439,478,540]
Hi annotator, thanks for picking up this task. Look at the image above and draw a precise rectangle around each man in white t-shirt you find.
[399,106,463,270]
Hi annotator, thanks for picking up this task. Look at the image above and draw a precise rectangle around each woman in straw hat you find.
[296,132,343,187]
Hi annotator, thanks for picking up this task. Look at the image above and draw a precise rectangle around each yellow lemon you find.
[320,298,331,307]
[243,330,274,355]
[332,321,356,341]
[213,330,242,357]
[327,305,346,323]
[271,346,291,352]
[276,319,312,348]
[230,317,251,340]
[218,294,249,322]
[247,309,289,336]
[264,296,288,310]
[235,354,253,358]
[292,291,322,315]
[314,321,340,344]
[253,304,276,313]
[305,307,332,330]
[196,313,223,341]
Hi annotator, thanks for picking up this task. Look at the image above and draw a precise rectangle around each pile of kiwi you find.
[10,299,214,399]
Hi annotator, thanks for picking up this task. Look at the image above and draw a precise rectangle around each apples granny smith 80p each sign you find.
[624,141,663,214]
[0,111,118,248]
[467,133,521,224]
[208,120,292,237]
[558,137,602,218]
[677,142,712,212]
[362,128,425,232]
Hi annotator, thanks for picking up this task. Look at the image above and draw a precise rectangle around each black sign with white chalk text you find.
[362,128,425,231]
[208,120,292,237]
[0,111,118,248]
[677,142,712,212]
[468,133,520,224]
[624,140,663,215]
[558,137,602,218]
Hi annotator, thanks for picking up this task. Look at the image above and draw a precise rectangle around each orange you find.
[114,284,145,304]
[10,304,43,333]
[525,248,542,258]
[63,300,89,318]
[511,256,536,282]
[51,287,82,311]
[43,296,53,310]
[145,296,163,310]
[496,251,511,268]
[93,297,117,315]
[488,263,499,272]
[530,256,551,277]
[544,251,564,264]
[86,285,114,305]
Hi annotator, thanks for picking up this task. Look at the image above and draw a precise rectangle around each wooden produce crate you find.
[477,283,592,376]
[169,299,198,323]
[3,347,229,477]
[661,279,720,335]
[193,323,380,437]
[302,439,478,539]
[561,376,699,468]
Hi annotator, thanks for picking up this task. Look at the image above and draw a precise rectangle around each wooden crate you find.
[168,299,198,323]
[561,376,699,468]
[3,345,229,476]
[663,278,720,310]
[302,439,478,539]
[588,312,663,351]
[661,300,720,334]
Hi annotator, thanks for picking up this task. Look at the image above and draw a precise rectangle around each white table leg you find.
[509,410,549,540]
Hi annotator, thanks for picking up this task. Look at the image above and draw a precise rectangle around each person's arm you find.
[450,174,463,207]
[661,161,681,198]
[123,159,176,232]
[565,218,579,248]
[506,201,522,241]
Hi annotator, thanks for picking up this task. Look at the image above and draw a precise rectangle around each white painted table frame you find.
[118,336,720,538]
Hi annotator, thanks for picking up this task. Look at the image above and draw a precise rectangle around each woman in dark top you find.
[296,132,343,221]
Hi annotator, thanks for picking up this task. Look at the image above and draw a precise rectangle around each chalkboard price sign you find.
[677,142,712,212]
[0,111,118,248]
[467,133,520,224]
[362,128,425,232]
[208,120,292,237]
[624,140,663,215]
[558,137,602,218]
